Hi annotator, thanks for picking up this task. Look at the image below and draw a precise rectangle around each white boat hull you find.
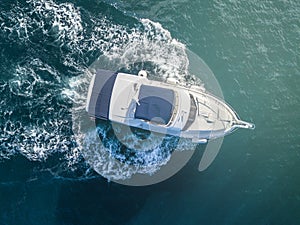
[86,69,254,143]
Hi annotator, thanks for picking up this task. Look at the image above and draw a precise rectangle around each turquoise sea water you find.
[0,0,300,224]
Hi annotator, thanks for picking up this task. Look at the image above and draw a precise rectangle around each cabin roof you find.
[134,85,175,124]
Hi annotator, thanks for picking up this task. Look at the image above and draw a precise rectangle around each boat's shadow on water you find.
[55,145,206,225]
[0,133,205,225]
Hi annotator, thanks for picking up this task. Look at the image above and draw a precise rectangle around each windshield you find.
[182,94,197,130]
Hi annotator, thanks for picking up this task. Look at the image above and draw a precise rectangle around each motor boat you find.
[86,69,254,143]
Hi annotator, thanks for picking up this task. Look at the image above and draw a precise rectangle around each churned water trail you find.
[0,0,206,180]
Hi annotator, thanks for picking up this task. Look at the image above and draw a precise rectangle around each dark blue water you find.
[1,0,300,224]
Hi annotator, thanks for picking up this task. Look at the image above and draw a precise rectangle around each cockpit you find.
[182,94,197,130]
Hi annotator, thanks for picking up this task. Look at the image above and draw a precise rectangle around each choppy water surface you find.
[0,0,299,224]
